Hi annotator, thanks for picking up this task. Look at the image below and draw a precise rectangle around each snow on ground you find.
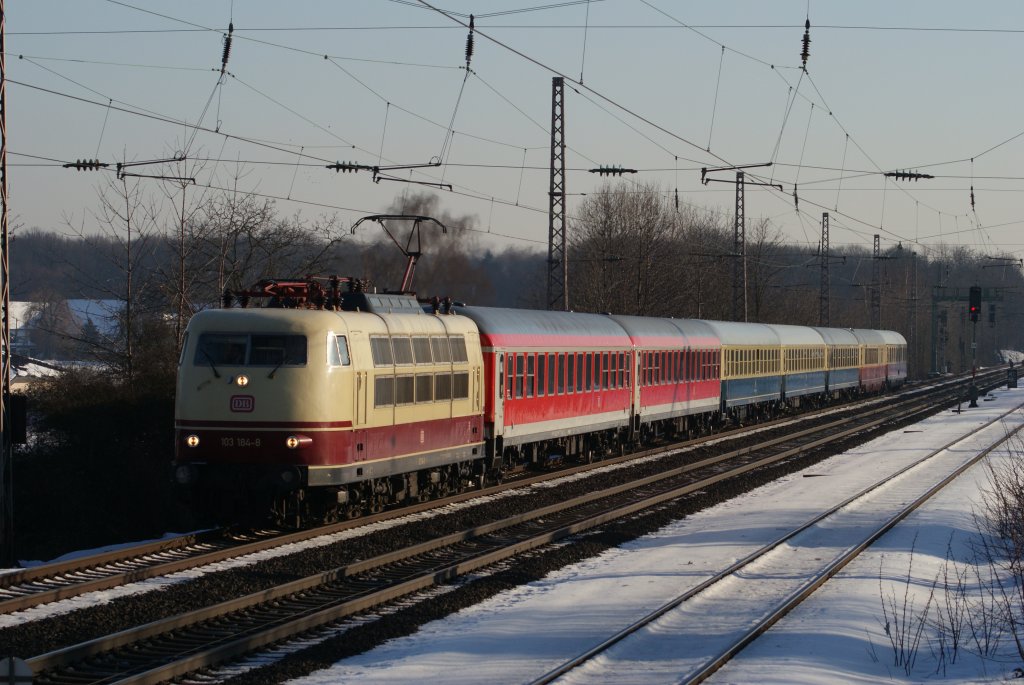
[1000,349,1024,365]
[289,387,1024,685]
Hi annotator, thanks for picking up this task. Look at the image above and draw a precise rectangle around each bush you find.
[12,364,190,561]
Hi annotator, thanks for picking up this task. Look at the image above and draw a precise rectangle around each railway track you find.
[22,370,1007,684]
[0,369,995,618]
[530,391,1024,684]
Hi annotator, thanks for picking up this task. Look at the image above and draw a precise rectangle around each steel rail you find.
[24,375,1001,684]
[684,412,1024,684]
[530,395,1022,685]
[6,369,993,616]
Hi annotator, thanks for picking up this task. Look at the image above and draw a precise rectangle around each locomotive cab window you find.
[178,332,190,366]
[195,333,307,367]
[328,334,350,366]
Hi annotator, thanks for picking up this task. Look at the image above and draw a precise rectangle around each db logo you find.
[230,395,255,413]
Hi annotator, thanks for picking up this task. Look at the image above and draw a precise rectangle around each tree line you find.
[12,177,1023,381]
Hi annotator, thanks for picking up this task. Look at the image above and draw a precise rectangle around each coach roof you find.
[453,305,632,349]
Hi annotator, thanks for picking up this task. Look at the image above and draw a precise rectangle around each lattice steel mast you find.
[546,77,567,311]
[819,212,830,326]
[0,0,12,567]
[732,171,746,322]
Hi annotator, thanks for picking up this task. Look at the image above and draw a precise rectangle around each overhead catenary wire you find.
[707,45,725,152]
[15,0,1024,260]
[92,0,946,242]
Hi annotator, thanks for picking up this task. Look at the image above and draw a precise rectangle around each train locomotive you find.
[173,277,907,525]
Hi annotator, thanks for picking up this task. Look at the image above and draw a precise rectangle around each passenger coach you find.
[609,315,721,437]
[454,305,634,466]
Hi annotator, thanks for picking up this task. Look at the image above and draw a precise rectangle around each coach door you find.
[631,349,641,434]
[492,352,504,434]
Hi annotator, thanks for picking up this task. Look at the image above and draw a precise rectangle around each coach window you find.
[526,353,536,398]
[548,353,556,395]
[328,334,351,366]
[506,355,514,398]
[515,354,525,398]
[565,353,574,394]
[609,352,617,389]
[576,353,585,392]
[537,354,546,396]
[584,353,592,391]
[412,337,432,364]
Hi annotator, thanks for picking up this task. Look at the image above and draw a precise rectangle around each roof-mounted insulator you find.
[465,15,475,69]
[800,19,811,68]
[221,22,234,74]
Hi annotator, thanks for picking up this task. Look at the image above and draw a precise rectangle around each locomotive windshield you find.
[194,333,307,366]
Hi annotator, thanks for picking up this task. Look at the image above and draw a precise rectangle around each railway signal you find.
[968,286,981,322]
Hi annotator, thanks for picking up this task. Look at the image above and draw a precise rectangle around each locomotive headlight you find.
[185,434,200,448]
[235,375,249,387]
[285,435,312,449]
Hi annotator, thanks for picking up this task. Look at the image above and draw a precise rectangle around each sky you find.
[7,1,1024,262]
